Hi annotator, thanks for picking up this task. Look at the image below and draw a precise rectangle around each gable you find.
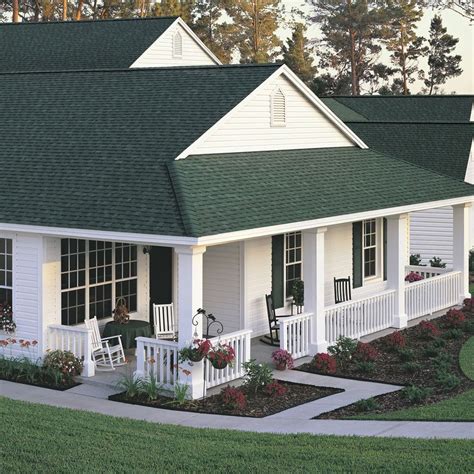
[130,19,219,68]
[180,69,359,157]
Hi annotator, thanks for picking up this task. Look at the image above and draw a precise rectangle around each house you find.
[0,18,473,400]
[323,95,474,267]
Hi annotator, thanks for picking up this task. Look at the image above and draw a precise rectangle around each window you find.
[271,89,286,126]
[285,232,302,297]
[61,240,138,326]
[172,31,183,58]
[0,238,13,305]
[363,219,377,278]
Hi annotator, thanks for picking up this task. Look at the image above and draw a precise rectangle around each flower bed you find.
[296,309,474,419]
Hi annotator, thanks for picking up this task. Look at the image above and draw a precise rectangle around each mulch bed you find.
[0,376,80,391]
[296,311,474,419]
[110,381,343,418]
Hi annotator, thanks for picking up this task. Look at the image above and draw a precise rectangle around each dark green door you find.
[149,246,173,325]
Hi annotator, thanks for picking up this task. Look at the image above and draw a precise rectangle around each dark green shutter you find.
[352,222,363,288]
[272,235,284,308]
[383,218,388,281]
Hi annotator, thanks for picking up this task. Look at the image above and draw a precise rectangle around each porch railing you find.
[325,290,396,345]
[405,271,462,320]
[405,265,448,279]
[135,337,179,391]
[206,329,252,389]
[48,324,95,377]
[279,312,311,359]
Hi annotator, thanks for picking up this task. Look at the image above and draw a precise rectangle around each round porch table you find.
[103,320,152,350]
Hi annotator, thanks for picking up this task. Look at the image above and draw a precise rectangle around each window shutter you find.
[272,235,284,308]
[352,222,363,288]
[383,218,388,281]
[271,89,286,126]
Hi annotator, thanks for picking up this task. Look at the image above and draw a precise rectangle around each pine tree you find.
[223,0,283,64]
[422,14,462,95]
[281,22,317,86]
[152,0,194,23]
[384,0,426,95]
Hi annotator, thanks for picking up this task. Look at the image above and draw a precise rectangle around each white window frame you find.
[362,219,382,282]
[60,239,138,325]
[284,231,302,299]
[0,237,13,306]
[172,30,183,59]
[270,88,286,127]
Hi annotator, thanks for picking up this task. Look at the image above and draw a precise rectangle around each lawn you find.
[353,337,474,422]
[470,283,474,296]
[1,397,473,473]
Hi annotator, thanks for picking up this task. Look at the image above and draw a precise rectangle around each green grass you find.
[352,337,474,422]
[470,283,474,296]
[1,397,473,473]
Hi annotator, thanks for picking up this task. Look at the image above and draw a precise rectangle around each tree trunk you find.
[75,0,84,20]
[347,0,358,95]
[400,26,408,95]
[253,0,259,61]
[12,0,19,22]
[33,0,40,21]
[63,0,68,21]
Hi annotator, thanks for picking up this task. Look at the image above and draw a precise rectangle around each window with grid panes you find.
[363,219,377,278]
[0,238,13,306]
[285,232,302,297]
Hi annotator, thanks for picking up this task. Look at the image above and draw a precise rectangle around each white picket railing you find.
[405,265,448,279]
[206,329,252,389]
[279,312,311,359]
[48,324,95,377]
[135,337,179,391]
[405,271,462,320]
[325,290,396,345]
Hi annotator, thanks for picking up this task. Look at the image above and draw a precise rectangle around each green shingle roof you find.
[323,96,473,123]
[170,148,474,237]
[0,64,279,236]
[0,17,178,72]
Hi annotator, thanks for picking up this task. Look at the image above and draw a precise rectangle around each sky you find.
[281,1,473,94]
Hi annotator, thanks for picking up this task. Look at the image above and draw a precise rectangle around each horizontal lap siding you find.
[410,207,454,267]
[131,23,215,68]
[191,75,354,156]
[203,243,241,335]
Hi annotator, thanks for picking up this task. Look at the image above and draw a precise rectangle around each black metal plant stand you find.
[192,308,224,339]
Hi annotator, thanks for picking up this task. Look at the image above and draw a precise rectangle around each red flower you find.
[354,342,378,362]
[221,386,247,410]
[182,369,192,377]
[444,309,466,328]
[264,380,288,397]
[418,320,441,339]
[384,331,406,349]
[313,353,337,374]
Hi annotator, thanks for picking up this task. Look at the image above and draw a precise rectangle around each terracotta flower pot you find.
[275,361,287,371]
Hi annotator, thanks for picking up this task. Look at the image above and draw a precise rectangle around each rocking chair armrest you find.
[101,335,123,343]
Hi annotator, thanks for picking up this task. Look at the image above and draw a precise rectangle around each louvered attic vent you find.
[271,89,286,126]
[173,31,183,58]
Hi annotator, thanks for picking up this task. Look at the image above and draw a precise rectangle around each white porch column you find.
[303,227,328,355]
[453,203,471,300]
[387,214,408,328]
[175,245,206,399]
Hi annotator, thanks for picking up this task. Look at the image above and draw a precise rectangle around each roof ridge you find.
[325,95,474,98]
[346,121,474,124]
[0,63,282,77]
[0,16,179,27]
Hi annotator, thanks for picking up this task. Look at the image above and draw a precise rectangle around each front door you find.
[149,246,173,326]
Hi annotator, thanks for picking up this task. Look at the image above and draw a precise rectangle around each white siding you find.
[410,207,454,267]
[203,243,241,335]
[242,237,272,337]
[189,75,355,156]
[130,22,217,68]
[463,139,474,184]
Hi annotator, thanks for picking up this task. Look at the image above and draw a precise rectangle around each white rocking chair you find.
[85,316,127,371]
[153,303,177,340]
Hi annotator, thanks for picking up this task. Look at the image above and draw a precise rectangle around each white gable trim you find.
[130,17,221,68]
[464,138,474,184]
[175,64,367,160]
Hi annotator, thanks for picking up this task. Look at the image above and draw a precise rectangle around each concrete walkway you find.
[2,378,473,439]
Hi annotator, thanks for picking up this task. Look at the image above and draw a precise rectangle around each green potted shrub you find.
[290,280,304,314]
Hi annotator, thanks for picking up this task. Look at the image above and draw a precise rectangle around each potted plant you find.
[112,297,130,324]
[0,303,15,334]
[290,280,304,314]
[178,339,212,363]
[405,271,424,283]
[207,342,235,369]
[271,349,294,370]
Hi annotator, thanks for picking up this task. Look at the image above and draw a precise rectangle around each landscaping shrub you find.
[417,320,441,340]
[401,361,421,374]
[221,386,247,410]
[401,385,433,404]
[443,309,466,329]
[443,328,464,340]
[397,347,415,362]
[435,370,461,391]
[327,336,357,369]
[354,397,380,412]
[43,350,83,383]
[354,342,378,362]
[242,360,273,396]
[312,353,337,374]
[423,344,440,358]
[429,257,446,268]
[264,380,288,398]
[464,320,474,335]
[384,331,406,351]
[116,372,143,398]
[432,352,454,371]
[462,297,474,313]
[355,361,375,374]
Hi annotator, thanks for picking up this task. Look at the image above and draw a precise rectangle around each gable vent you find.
[173,31,183,58]
[271,89,286,126]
